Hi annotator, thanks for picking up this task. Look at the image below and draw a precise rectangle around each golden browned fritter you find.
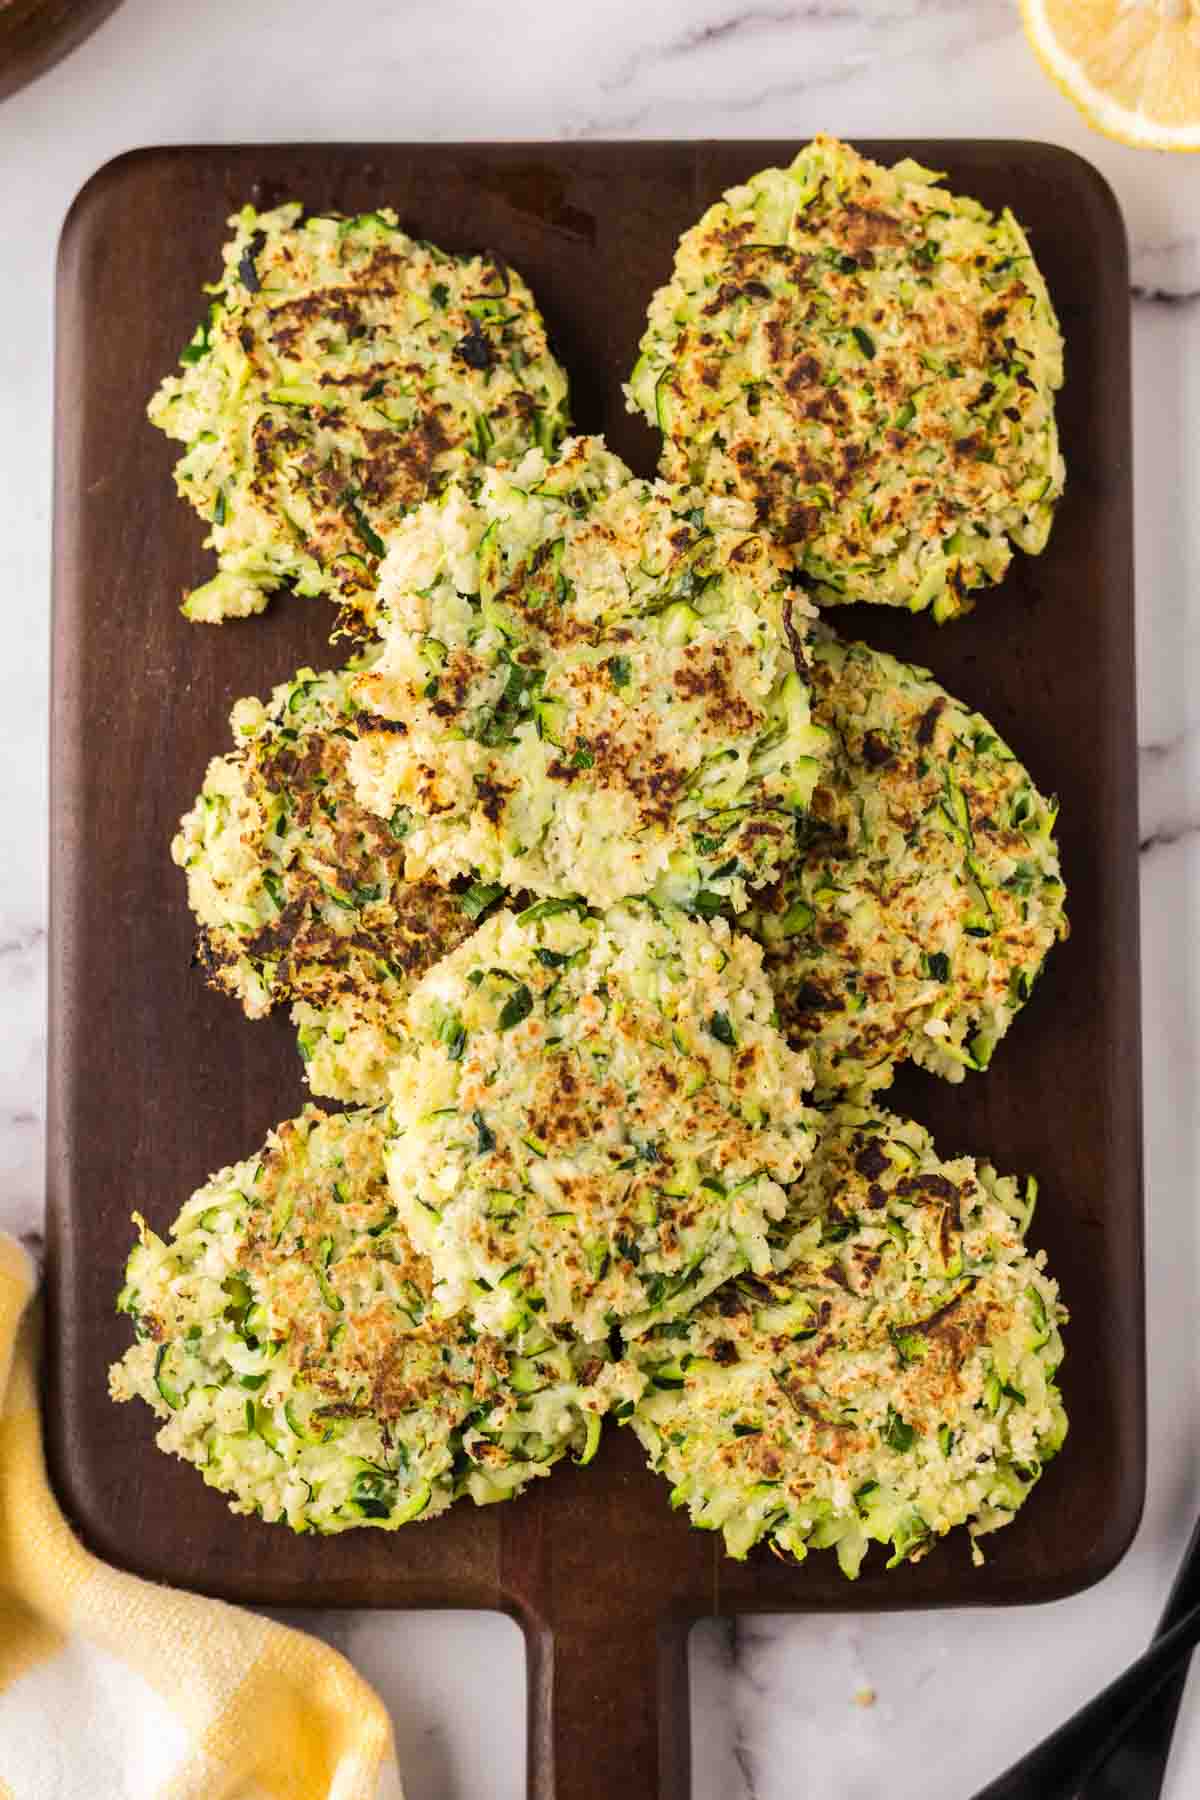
[149,203,570,622]
[739,632,1067,1095]
[386,901,818,1341]
[628,137,1064,619]
[172,662,487,1104]
[109,1107,630,1532]
[629,1104,1067,1575]
[348,435,828,911]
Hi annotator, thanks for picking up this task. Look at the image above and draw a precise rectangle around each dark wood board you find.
[47,141,1142,1800]
[0,0,123,105]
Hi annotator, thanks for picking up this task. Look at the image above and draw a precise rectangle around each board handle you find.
[523,1606,692,1800]
[502,1432,715,1800]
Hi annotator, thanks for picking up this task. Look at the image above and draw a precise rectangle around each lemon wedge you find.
[1020,0,1200,150]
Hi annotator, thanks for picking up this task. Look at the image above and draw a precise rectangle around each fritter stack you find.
[114,139,1070,1579]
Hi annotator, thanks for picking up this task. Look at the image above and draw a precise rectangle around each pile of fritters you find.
[114,138,1070,1576]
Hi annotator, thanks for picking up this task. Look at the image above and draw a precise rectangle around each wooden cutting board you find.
[46,141,1143,1800]
[0,0,123,104]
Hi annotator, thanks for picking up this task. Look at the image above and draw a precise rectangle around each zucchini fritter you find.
[349,435,828,911]
[628,136,1064,619]
[149,203,570,623]
[740,633,1067,1095]
[629,1105,1067,1576]
[171,665,479,1104]
[109,1108,627,1532]
[386,902,818,1341]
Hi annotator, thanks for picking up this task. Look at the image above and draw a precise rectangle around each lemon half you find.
[1020,0,1200,151]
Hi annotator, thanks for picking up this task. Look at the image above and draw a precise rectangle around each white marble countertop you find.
[2,2,1197,1795]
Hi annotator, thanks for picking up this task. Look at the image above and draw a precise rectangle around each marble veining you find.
[1140,737,1200,855]
[2,1,1198,1793]
[1134,283,1200,306]
[570,1,1019,141]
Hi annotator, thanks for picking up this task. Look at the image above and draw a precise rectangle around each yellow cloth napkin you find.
[0,1234,404,1800]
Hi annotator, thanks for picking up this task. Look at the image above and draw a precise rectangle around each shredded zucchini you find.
[109,1108,633,1532]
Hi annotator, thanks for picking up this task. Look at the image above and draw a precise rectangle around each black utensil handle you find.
[1079,1511,1200,1800]
[972,1597,1200,1800]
